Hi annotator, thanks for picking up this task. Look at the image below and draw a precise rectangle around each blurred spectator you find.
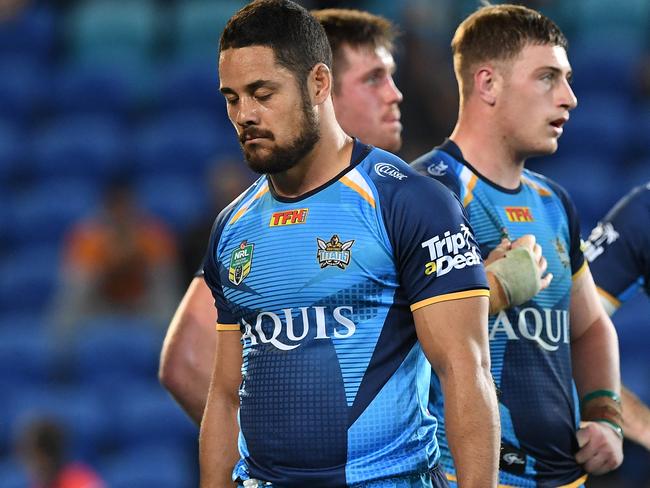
[51,177,181,338]
[180,158,254,283]
[16,418,104,488]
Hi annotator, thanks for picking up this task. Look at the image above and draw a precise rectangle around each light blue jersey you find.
[204,141,489,487]
[412,140,587,488]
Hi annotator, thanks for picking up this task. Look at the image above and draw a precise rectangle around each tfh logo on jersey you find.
[241,306,356,351]
[317,235,354,269]
[505,206,534,222]
[584,222,619,262]
[228,240,254,285]
[421,224,481,277]
[374,163,407,180]
[270,208,308,227]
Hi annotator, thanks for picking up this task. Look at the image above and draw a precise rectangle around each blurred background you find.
[0,0,648,486]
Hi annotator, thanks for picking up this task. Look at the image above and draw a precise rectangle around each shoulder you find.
[523,169,574,205]
[358,146,461,210]
[210,176,267,242]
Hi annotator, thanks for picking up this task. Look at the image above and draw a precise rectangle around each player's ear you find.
[308,62,332,105]
[474,63,499,106]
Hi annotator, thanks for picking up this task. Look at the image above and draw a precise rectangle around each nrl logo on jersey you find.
[421,224,481,277]
[426,160,448,176]
[228,240,254,285]
[316,235,354,269]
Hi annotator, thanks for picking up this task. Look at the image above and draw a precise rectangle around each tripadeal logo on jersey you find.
[421,224,481,277]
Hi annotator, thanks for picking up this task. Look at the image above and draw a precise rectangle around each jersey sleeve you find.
[545,178,585,276]
[203,206,240,330]
[585,183,650,310]
[378,172,489,311]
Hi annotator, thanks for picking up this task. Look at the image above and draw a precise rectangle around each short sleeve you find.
[378,173,489,311]
[585,184,650,307]
[203,210,241,330]
[545,179,585,276]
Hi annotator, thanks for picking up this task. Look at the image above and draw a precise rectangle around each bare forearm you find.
[442,367,500,487]
[571,317,620,397]
[159,278,217,424]
[199,396,240,487]
[622,385,650,450]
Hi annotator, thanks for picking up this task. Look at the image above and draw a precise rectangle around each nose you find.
[232,97,260,127]
[559,78,577,111]
[383,75,403,105]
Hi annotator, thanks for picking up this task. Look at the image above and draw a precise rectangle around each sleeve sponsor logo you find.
[584,222,619,262]
[317,235,354,269]
[270,208,309,227]
[504,206,534,222]
[228,240,254,285]
[421,224,481,277]
[374,162,407,180]
[426,160,448,176]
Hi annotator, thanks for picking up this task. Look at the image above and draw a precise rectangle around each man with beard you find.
[159,8,405,425]
[199,1,499,487]
[412,4,623,486]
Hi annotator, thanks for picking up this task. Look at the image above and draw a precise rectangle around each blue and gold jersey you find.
[585,182,650,315]
[203,141,488,487]
[412,140,587,488]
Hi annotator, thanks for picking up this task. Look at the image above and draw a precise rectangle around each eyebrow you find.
[220,79,280,95]
[536,66,572,78]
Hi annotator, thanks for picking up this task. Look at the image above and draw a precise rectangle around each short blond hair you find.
[452,4,567,99]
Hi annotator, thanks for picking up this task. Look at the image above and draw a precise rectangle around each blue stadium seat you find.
[0,326,54,387]
[157,60,227,114]
[135,175,209,233]
[65,0,159,65]
[67,317,163,385]
[0,120,23,186]
[99,444,194,488]
[556,94,630,160]
[567,0,649,44]
[0,311,47,332]
[0,244,61,314]
[29,114,126,183]
[0,460,29,488]
[110,382,198,450]
[7,386,109,460]
[570,36,641,97]
[174,1,245,62]
[0,4,55,62]
[0,57,48,125]
[50,64,134,118]
[5,179,98,247]
[133,110,237,177]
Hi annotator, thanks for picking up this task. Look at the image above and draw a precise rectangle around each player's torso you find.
[215,161,436,486]
[416,149,583,486]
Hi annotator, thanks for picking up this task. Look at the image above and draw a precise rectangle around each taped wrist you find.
[581,390,624,439]
[486,247,541,307]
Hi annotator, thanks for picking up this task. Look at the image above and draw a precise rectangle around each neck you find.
[450,106,525,190]
[269,108,353,198]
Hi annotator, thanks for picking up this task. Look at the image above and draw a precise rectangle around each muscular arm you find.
[621,385,650,450]
[159,277,216,424]
[199,331,242,488]
[414,295,499,488]
[570,266,623,474]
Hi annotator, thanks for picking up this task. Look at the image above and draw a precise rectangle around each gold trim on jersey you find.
[571,260,588,280]
[216,323,240,332]
[340,175,376,208]
[597,286,621,311]
[521,175,552,197]
[229,184,270,225]
[410,288,490,312]
[460,170,478,207]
